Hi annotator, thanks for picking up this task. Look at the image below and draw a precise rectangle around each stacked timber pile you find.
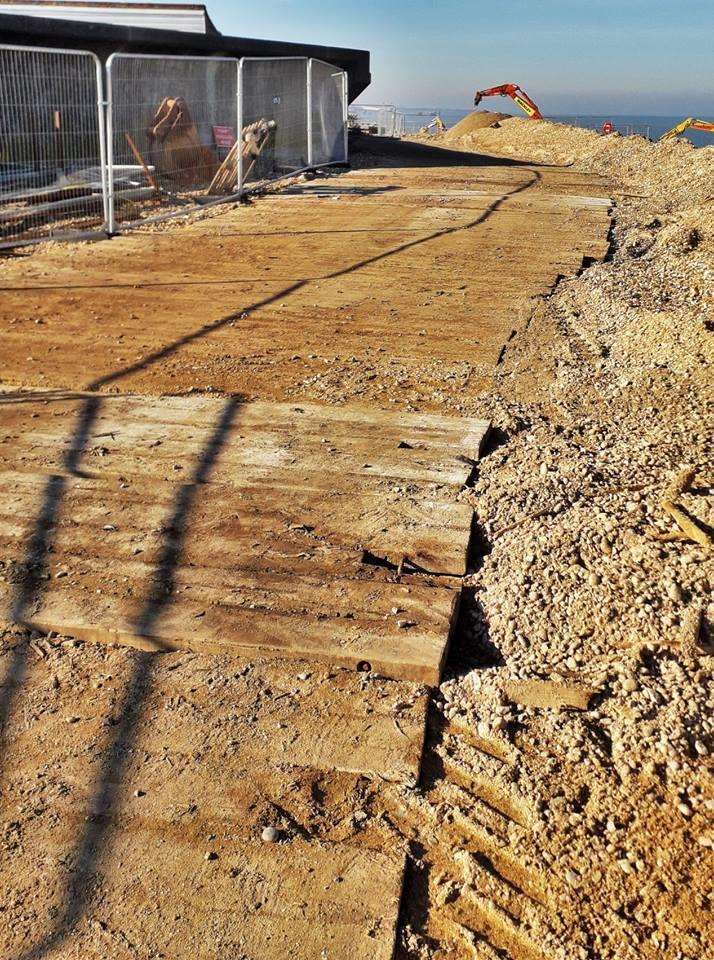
[207,118,277,195]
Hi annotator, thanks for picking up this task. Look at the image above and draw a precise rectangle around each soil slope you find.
[396,119,713,960]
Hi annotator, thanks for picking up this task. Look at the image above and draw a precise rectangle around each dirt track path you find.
[0,139,613,960]
[0,139,610,407]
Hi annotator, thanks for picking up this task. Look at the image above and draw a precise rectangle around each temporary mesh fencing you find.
[0,45,107,248]
[310,58,348,166]
[106,54,239,229]
[349,104,406,138]
[239,57,309,187]
[0,48,349,246]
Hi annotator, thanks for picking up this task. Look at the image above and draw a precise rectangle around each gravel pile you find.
[428,120,713,959]
[441,110,511,141]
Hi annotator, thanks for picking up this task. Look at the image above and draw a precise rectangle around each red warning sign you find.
[213,125,236,149]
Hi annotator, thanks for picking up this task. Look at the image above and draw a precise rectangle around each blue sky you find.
[208,0,712,115]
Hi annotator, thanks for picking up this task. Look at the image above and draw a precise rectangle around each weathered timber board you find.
[0,393,488,683]
[0,155,614,401]
[0,648,418,960]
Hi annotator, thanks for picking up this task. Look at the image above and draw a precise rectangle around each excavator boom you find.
[660,117,714,141]
[473,83,544,120]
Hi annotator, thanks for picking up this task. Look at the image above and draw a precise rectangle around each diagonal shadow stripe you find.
[1,170,539,781]
[0,396,105,783]
[8,395,243,960]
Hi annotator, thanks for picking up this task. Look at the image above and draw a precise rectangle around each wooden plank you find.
[0,469,473,575]
[1,398,489,496]
[282,185,613,207]
[0,583,454,683]
[0,648,418,960]
[0,396,485,681]
[36,830,407,960]
[0,392,487,434]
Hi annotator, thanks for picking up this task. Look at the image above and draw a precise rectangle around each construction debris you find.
[146,96,218,186]
[207,118,277,195]
[659,465,713,550]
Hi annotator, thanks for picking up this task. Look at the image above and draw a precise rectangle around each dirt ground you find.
[396,122,713,959]
[1,128,711,960]
[0,138,609,406]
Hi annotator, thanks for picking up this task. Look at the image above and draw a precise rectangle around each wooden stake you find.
[207,120,275,196]
[125,132,160,197]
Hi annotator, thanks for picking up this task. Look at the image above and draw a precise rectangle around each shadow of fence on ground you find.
[1,159,542,957]
[6,394,243,960]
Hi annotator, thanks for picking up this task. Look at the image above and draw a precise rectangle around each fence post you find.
[91,53,110,232]
[306,58,313,168]
[237,58,243,194]
[105,54,116,234]
[343,70,349,162]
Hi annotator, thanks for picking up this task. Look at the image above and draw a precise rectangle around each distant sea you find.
[398,107,712,148]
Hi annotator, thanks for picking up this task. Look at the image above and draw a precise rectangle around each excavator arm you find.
[420,115,446,135]
[660,117,714,141]
[473,84,544,120]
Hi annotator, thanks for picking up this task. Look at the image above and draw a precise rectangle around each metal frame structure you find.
[239,56,310,186]
[105,51,241,233]
[306,57,313,168]
[309,57,349,165]
[0,43,109,248]
[350,103,406,138]
[1,45,349,246]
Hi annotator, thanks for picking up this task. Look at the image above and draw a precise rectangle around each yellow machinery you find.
[660,117,714,141]
[419,115,447,135]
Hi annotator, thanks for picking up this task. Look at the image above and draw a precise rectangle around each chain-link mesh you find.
[309,59,347,166]
[107,54,239,228]
[239,58,310,186]
[0,45,107,247]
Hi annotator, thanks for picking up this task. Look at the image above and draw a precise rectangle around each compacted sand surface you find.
[1,127,711,960]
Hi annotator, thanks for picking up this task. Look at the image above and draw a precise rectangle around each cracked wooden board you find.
[0,392,488,683]
[0,645,420,960]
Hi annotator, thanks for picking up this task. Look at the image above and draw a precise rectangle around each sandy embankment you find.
[400,116,713,960]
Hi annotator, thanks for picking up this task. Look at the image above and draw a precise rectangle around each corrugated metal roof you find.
[0,1,211,33]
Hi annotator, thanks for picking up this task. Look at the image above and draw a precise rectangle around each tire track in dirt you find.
[377,706,561,960]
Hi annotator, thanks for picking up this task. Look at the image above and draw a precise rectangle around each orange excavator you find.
[473,84,543,120]
[660,117,714,141]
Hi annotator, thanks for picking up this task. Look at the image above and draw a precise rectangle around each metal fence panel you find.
[239,58,309,187]
[0,44,107,248]
[309,59,347,166]
[1,49,352,245]
[107,54,239,230]
[350,104,405,138]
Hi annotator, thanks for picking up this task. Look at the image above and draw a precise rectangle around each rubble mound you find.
[443,109,511,140]
[441,115,714,211]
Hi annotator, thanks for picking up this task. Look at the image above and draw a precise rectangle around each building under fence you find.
[0,5,369,246]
